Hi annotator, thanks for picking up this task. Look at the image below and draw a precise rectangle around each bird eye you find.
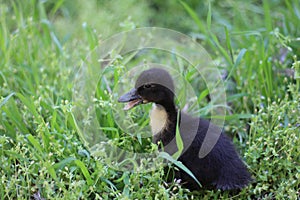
[143,84,153,89]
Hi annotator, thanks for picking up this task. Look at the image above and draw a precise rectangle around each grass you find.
[0,0,299,199]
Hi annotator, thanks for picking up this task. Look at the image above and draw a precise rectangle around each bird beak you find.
[118,88,143,110]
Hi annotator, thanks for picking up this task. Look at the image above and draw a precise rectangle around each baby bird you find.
[118,68,252,190]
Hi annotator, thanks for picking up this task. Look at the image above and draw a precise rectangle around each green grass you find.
[1,0,300,199]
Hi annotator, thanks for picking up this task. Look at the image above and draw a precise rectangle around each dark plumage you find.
[118,68,252,191]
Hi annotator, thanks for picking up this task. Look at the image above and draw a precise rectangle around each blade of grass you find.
[172,110,183,159]
[16,93,50,150]
[1,98,30,134]
[179,1,207,35]
[74,159,93,186]
[198,88,209,102]
[225,48,247,82]
[206,1,211,31]
[27,134,44,160]
[225,26,234,64]
[53,157,77,170]
[159,152,201,188]
[45,162,58,180]
[263,0,272,32]
[0,93,15,109]
[68,112,89,148]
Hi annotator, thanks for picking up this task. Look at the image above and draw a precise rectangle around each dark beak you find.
[118,88,143,110]
[118,88,139,102]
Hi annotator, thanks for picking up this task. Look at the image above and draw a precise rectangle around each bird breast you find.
[149,104,169,135]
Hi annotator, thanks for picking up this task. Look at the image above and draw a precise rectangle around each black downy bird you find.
[118,68,252,190]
